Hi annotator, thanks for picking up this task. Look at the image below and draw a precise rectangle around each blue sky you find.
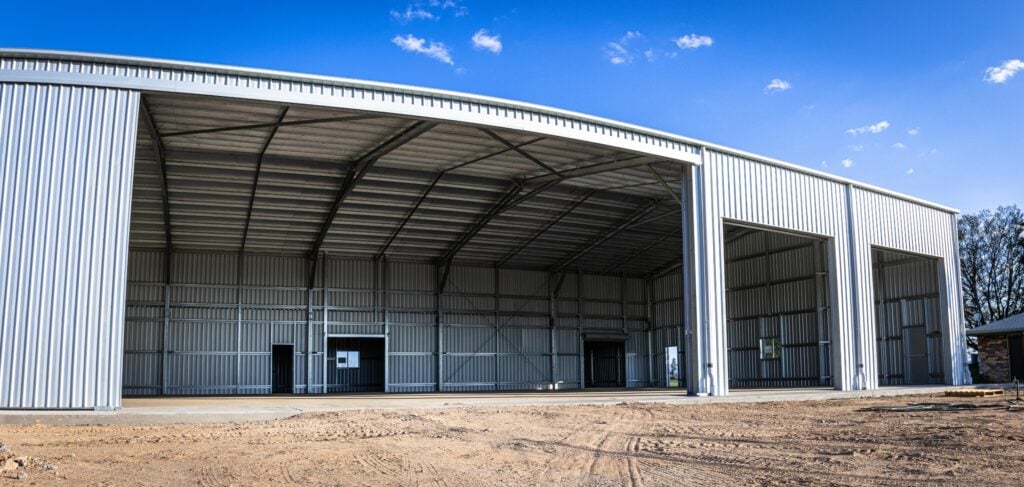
[3,1,1021,212]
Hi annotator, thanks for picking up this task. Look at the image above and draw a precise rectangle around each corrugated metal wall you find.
[723,229,831,388]
[123,253,655,395]
[0,83,139,409]
[692,148,968,395]
[851,188,968,387]
[872,249,944,385]
[651,271,685,388]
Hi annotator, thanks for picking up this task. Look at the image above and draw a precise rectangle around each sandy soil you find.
[2,393,1023,486]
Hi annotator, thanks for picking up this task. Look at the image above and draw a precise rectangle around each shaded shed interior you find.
[122,93,691,395]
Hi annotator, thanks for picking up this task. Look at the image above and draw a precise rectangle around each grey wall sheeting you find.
[723,230,831,388]
[694,150,854,395]
[851,188,969,387]
[1,83,139,409]
[692,149,968,396]
[124,252,653,395]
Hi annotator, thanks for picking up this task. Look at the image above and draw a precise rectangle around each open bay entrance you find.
[584,340,626,388]
[327,336,386,392]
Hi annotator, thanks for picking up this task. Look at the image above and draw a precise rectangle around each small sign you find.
[336,350,361,369]
[760,338,782,360]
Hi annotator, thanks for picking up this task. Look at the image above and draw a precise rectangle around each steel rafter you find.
[161,114,380,138]
[447,136,545,172]
[140,97,173,254]
[602,228,680,274]
[524,155,650,186]
[479,127,559,175]
[552,201,659,273]
[307,120,437,272]
[647,164,683,207]
[496,190,596,267]
[240,106,290,252]
[375,171,445,259]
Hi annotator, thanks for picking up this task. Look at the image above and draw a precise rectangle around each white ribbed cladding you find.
[850,188,970,387]
[0,51,702,165]
[691,148,967,396]
[0,83,139,409]
[695,149,857,395]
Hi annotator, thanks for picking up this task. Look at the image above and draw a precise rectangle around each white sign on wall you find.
[336,350,360,369]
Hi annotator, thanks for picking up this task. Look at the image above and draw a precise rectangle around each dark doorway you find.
[722,224,832,388]
[1010,335,1024,383]
[271,344,294,394]
[584,340,625,388]
[327,337,386,392]
[872,248,944,385]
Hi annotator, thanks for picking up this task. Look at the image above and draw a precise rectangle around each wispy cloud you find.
[605,31,642,65]
[391,1,466,23]
[674,34,713,49]
[984,59,1024,84]
[841,158,854,168]
[846,120,890,135]
[429,0,468,16]
[390,6,436,23]
[848,144,864,152]
[906,168,915,175]
[892,142,906,150]
[820,160,829,168]
[392,34,454,65]
[471,29,502,54]
[764,78,791,94]
[907,127,919,136]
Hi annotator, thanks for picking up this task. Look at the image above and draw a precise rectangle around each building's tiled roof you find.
[967,312,1024,336]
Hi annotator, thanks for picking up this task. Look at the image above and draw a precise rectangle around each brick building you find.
[968,312,1024,383]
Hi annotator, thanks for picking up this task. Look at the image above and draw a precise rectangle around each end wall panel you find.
[851,189,968,387]
[0,83,139,409]
[698,150,852,395]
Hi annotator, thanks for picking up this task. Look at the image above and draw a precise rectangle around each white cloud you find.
[820,160,829,168]
[430,0,468,16]
[392,34,454,65]
[984,59,1024,84]
[846,120,890,135]
[674,34,713,49]
[802,104,816,110]
[841,158,854,168]
[390,6,436,23]
[644,49,656,62]
[892,142,906,149]
[764,78,791,94]
[906,168,915,175]
[471,29,502,54]
[392,1,466,23]
[605,31,642,65]
[848,144,864,152]
[907,127,919,136]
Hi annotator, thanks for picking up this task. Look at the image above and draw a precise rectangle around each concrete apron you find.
[0,385,1001,426]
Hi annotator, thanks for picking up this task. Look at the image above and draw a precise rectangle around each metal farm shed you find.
[0,50,971,410]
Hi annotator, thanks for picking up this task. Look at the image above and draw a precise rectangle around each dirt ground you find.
[2,393,1024,486]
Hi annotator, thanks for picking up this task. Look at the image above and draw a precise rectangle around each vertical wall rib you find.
[695,148,967,395]
[0,83,139,409]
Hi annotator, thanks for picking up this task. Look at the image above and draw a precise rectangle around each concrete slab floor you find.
[0,385,996,425]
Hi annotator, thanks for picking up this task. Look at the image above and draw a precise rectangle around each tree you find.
[959,205,1024,349]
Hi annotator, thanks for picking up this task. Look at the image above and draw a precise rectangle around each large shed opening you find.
[872,248,944,385]
[121,92,687,397]
[327,336,385,392]
[583,339,626,388]
[723,224,833,388]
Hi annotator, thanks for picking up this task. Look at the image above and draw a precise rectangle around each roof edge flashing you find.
[0,48,958,214]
